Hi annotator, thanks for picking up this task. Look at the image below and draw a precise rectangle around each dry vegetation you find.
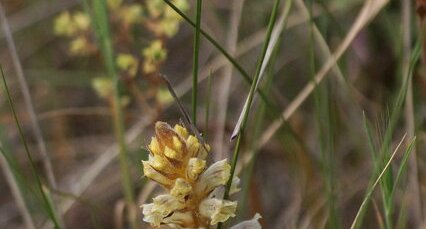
[0,0,426,228]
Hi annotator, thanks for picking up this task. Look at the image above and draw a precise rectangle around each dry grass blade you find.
[0,2,57,189]
[175,1,356,96]
[256,0,389,152]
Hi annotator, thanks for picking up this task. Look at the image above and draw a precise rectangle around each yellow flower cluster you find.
[54,11,94,56]
[142,122,239,228]
[92,77,114,99]
[116,54,139,77]
[107,0,144,27]
[146,0,189,38]
[142,40,167,74]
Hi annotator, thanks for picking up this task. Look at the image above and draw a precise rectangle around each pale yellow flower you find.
[142,40,167,74]
[54,11,76,36]
[69,36,91,56]
[117,4,144,26]
[92,77,113,99]
[73,12,90,31]
[116,53,139,77]
[142,122,239,228]
[107,0,123,10]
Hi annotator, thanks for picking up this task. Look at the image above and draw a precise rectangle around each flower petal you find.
[186,158,206,181]
[199,198,237,225]
[152,194,185,215]
[230,176,241,195]
[142,161,174,187]
[195,159,230,196]
[170,178,192,199]
[162,211,195,228]
[142,203,163,226]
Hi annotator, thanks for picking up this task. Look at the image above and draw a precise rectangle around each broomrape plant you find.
[142,122,261,228]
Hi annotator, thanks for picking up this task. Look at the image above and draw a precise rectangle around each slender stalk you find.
[214,0,245,160]
[90,0,135,216]
[162,0,274,109]
[402,0,423,225]
[192,0,202,124]
[217,2,281,229]
[350,135,409,229]
[0,2,57,189]
[1,67,62,229]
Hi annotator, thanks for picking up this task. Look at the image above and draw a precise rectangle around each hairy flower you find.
[142,122,238,228]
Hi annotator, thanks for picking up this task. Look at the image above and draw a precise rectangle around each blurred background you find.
[0,0,425,228]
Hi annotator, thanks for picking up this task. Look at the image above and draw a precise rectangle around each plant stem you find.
[192,0,202,124]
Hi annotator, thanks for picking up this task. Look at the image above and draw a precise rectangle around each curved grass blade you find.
[350,134,407,229]
[1,66,62,229]
[217,1,281,228]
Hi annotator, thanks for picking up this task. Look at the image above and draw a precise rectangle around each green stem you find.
[192,0,202,124]
[91,0,134,207]
[1,67,62,229]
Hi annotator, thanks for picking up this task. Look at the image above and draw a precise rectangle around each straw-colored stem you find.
[402,0,423,225]
[213,0,245,160]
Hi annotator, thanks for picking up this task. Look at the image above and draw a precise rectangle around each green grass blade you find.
[219,3,281,229]
[192,0,202,124]
[350,134,408,229]
[89,0,135,207]
[391,137,416,198]
[162,0,275,109]
[238,35,281,219]
[1,66,62,229]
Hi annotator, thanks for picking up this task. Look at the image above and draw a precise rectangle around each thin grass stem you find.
[192,0,202,124]
[1,67,62,229]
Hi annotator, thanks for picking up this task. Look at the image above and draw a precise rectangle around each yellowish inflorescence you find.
[53,0,188,107]
[142,122,262,228]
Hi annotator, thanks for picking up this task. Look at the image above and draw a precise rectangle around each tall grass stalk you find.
[353,36,421,229]
[401,0,422,224]
[350,135,414,229]
[308,0,339,227]
[226,0,280,191]
[0,2,57,189]
[88,0,135,220]
[238,37,281,219]
[162,0,276,109]
[214,0,245,160]
[217,1,281,228]
[1,67,63,229]
[192,0,202,124]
